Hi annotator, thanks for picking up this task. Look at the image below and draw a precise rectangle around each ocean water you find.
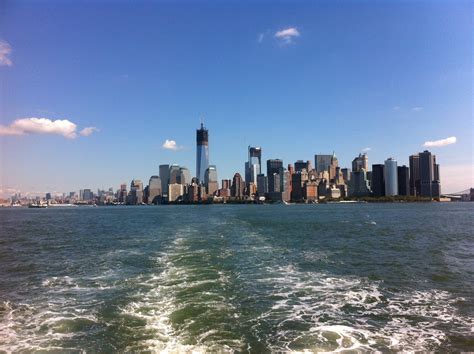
[0,203,473,352]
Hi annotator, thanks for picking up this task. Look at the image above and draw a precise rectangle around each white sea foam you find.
[121,228,244,352]
[251,264,473,352]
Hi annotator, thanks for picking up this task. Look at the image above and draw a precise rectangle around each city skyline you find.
[1,1,472,196]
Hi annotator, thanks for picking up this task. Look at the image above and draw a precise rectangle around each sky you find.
[0,0,472,196]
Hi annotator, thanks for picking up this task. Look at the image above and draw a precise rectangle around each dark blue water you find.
[0,203,473,352]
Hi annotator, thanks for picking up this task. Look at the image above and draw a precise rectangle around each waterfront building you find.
[46,193,52,200]
[169,164,181,184]
[231,173,245,198]
[159,164,170,197]
[329,152,338,181]
[221,179,232,189]
[314,154,332,174]
[196,122,209,183]
[419,150,433,197]
[256,174,268,196]
[341,168,351,182]
[291,172,304,202]
[168,183,184,202]
[267,159,283,193]
[148,175,162,204]
[127,180,143,205]
[348,170,371,197]
[304,181,318,201]
[205,165,219,196]
[384,158,398,196]
[397,166,410,196]
[409,155,420,196]
[118,184,127,203]
[294,160,312,173]
[178,167,191,185]
[81,189,93,201]
[318,179,330,198]
[352,153,369,173]
[282,169,291,202]
[371,164,385,197]
[245,146,262,187]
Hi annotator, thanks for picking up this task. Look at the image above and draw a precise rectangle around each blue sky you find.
[0,0,472,196]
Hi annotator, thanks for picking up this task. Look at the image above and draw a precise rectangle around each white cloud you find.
[0,40,12,66]
[80,127,99,136]
[362,147,371,152]
[162,139,182,151]
[392,106,401,111]
[0,117,98,139]
[275,27,300,43]
[258,33,265,43]
[423,136,457,148]
[412,107,424,112]
[0,118,78,138]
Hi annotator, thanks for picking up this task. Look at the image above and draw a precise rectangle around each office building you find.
[127,180,143,205]
[352,153,368,173]
[148,175,162,204]
[256,174,268,195]
[329,152,338,181]
[314,154,332,174]
[409,155,420,196]
[196,122,209,183]
[419,150,441,198]
[348,171,371,197]
[178,167,191,185]
[159,164,170,197]
[168,183,184,202]
[384,158,398,196]
[291,172,304,201]
[245,146,262,187]
[397,166,410,196]
[371,164,385,197]
[231,173,245,198]
[341,168,351,182]
[267,159,283,193]
[294,160,311,173]
[205,165,219,196]
[169,164,181,184]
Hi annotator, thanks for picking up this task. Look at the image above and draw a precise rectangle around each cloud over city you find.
[0,40,12,66]
[275,27,300,43]
[423,136,457,148]
[162,139,182,151]
[80,127,99,136]
[0,118,98,139]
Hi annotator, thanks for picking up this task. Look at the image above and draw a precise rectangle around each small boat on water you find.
[28,202,48,208]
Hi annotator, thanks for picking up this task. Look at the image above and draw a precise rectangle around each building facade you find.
[196,123,209,183]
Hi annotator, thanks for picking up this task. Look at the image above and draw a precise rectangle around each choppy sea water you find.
[0,203,473,352]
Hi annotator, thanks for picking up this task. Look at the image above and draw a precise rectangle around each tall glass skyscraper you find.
[196,123,209,183]
[245,146,262,186]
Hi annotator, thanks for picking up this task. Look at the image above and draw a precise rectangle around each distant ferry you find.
[28,202,47,208]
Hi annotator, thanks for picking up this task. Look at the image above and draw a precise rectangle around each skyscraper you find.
[384,158,398,196]
[196,122,209,183]
[397,166,410,196]
[409,155,420,196]
[371,164,385,197]
[169,164,181,184]
[266,159,283,193]
[352,153,369,173]
[314,154,332,174]
[148,175,162,204]
[178,167,191,185]
[419,150,441,198]
[294,160,311,173]
[231,173,244,198]
[245,146,262,187]
[205,165,218,196]
[159,164,170,197]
